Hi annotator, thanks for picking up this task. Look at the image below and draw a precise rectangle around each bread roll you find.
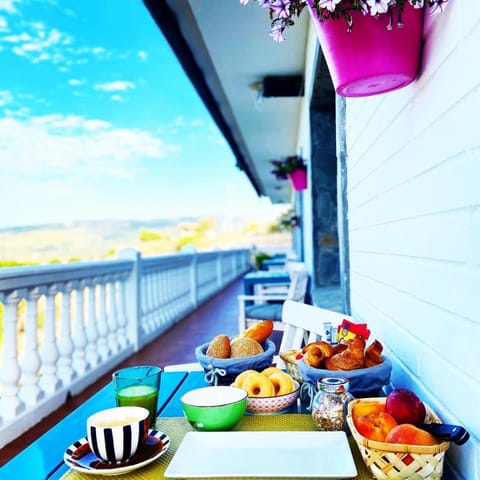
[206,334,231,358]
[230,337,263,357]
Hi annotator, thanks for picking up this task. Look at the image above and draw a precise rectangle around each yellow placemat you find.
[61,415,373,479]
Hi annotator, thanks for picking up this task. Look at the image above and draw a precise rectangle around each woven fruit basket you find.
[346,398,450,480]
[279,349,303,384]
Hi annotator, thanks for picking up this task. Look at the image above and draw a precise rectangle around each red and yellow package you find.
[337,319,371,342]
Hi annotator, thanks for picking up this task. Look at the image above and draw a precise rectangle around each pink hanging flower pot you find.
[306,2,424,97]
[288,168,307,191]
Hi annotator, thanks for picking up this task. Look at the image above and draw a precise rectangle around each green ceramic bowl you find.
[181,386,247,431]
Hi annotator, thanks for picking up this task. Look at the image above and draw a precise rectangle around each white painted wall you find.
[344,2,480,478]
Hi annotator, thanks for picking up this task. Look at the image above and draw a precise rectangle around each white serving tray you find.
[164,431,357,478]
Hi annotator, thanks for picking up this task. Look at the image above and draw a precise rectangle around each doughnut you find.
[233,369,258,388]
[268,372,296,396]
[242,372,275,397]
[261,367,283,378]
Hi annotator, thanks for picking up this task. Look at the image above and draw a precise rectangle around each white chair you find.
[237,269,310,333]
[275,300,352,368]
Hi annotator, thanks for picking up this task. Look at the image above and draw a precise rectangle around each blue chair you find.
[237,270,310,333]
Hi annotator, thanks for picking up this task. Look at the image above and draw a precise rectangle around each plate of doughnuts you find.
[233,368,300,415]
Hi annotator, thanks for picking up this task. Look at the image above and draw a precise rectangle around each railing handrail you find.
[0,259,133,291]
[0,247,252,448]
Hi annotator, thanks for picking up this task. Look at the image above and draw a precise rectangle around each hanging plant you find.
[270,155,307,180]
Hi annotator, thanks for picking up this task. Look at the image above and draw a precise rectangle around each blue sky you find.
[0,0,285,228]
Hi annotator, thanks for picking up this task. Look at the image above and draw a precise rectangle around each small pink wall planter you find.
[289,168,307,191]
[307,2,424,97]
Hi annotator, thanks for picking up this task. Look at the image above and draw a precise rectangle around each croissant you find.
[303,346,325,368]
[302,341,334,359]
[324,335,366,371]
[364,339,383,367]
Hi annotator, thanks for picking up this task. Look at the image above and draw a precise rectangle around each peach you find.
[385,388,426,425]
[354,411,398,442]
[385,423,438,446]
[352,401,385,425]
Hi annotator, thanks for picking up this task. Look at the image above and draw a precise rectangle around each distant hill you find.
[0,217,291,265]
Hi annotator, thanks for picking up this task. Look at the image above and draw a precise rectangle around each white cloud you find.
[94,81,136,92]
[0,90,13,107]
[111,94,123,102]
[138,50,147,60]
[0,114,180,179]
[68,78,83,86]
[0,0,20,14]
[0,15,8,30]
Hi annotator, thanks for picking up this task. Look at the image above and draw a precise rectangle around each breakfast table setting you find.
[3,318,469,480]
[59,369,374,480]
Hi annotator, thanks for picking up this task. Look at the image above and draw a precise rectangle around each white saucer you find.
[64,429,169,476]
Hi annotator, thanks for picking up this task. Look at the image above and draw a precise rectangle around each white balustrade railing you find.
[0,247,251,448]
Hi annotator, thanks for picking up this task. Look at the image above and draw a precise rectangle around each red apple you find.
[385,388,426,426]
[385,423,438,446]
[354,411,398,442]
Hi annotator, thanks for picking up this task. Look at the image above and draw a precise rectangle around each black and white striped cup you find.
[87,406,149,464]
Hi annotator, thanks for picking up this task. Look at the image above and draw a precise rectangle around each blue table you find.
[1,371,308,479]
[260,258,286,270]
[243,271,291,306]
[243,271,290,295]
[0,371,189,480]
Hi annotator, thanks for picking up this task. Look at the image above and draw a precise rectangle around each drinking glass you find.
[112,366,161,427]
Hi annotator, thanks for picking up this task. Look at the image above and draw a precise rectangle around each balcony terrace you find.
[0,272,255,466]
[0,247,252,459]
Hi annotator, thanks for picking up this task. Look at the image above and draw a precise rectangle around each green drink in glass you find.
[113,366,161,427]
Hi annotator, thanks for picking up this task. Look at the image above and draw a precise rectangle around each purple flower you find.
[318,0,342,12]
[358,0,369,14]
[269,0,291,19]
[366,0,390,15]
[270,24,286,42]
[429,0,449,14]
[240,0,249,5]
[258,0,271,6]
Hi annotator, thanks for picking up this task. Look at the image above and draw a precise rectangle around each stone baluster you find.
[0,291,26,419]
[147,271,155,332]
[96,277,110,361]
[163,270,172,325]
[57,282,77,386]
[21,287,44,405]
[72,280,90,376]
[140,274,148,336]
[85,278,100,367]
[116,274,128,349]
[39,285,62,394]
[151,268,160,329]
[106,276,120,354]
